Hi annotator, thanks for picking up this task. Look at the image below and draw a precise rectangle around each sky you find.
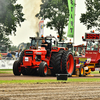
[9,0,94,46]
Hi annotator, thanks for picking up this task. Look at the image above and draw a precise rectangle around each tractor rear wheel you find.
[13,61,21,76]
[50,51,63,75]
[62,51,74,76]
[54,52,63,74]
[79,65,84,77]
[50,53,57,76]
[39,62,48,76]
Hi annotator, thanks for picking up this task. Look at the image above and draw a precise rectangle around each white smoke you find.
[23,0,42,36]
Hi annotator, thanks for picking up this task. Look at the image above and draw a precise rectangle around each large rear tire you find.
[54,52,63,74]
[13,61,21,76]
[62,51,74,76]
[50,53,57,76]
[50,51,63,75]
[39,61,48,76]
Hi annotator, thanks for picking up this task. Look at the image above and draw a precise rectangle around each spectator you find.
[15,49,21,60]
[0,53,2,60]
[7,50,13,59]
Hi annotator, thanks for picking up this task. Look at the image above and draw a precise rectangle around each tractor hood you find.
[24,47,47,55]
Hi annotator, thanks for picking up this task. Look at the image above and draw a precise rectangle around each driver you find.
[41,38,48,50]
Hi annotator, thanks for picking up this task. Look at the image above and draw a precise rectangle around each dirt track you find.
[0,74,100,80]
[0,82,100,100]
[0,74,100,100]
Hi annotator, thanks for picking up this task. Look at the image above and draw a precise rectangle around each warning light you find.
[93,30,95,33]
[70,39,71,41]
[57,35,59,38]
[82,36,84,39]
[62,39,64,41]
[82,44,84,45]
[41,35,44,38]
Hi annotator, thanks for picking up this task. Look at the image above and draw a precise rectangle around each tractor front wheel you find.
[62,51,74,76]
[39,62,48,76]
[13,61,21,76]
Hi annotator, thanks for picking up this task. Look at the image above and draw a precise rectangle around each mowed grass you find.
[0,69,13,74]
[0,78,100,84]
[0,69,12,71]
[91,71,100,74]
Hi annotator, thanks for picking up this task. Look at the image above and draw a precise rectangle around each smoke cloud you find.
[23,0,42,36]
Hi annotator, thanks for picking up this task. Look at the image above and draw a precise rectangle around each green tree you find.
[9,45,18,51]
[0,0,25,44]
[36,0,69,41]
[80,0,100,30]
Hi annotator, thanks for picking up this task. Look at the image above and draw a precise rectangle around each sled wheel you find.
[79,65,84,77]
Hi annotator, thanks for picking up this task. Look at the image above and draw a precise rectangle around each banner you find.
[39,18,44,37]
[67,0,75,38]
[0,58,15,69]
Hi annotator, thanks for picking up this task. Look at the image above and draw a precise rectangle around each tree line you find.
[0,0,100,50]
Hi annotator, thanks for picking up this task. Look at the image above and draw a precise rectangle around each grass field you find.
[91,71,100,74]
[0,78,100,84]
[0,69,13,74]
[0,69,12,71]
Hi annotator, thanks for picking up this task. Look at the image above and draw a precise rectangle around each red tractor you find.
[13,35,75,76]
[75,32,100,76]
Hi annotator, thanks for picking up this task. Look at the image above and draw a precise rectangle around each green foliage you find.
[80,0,100,30]
[25,43,30,49]
[9,45,18,51]
[36,0,69,41]
[0,0,25,45]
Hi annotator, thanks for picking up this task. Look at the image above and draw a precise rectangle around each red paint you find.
[86,33,100,39]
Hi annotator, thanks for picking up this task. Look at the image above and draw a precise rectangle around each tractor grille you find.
[25,51,33,54]
[25,55,33,60]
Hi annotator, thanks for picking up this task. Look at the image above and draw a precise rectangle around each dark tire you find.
[79,65,84,77]
[13,61,21,76]
[19,50,25,63]
[73,60,76,75]
[62,51,74,76]
[54,52,63,74]
[21,67,27,75]
[50,53,57,76]
[39,61,48,76]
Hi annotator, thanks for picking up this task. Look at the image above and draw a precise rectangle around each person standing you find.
[7,50,13,58]
[15,49,21,60]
